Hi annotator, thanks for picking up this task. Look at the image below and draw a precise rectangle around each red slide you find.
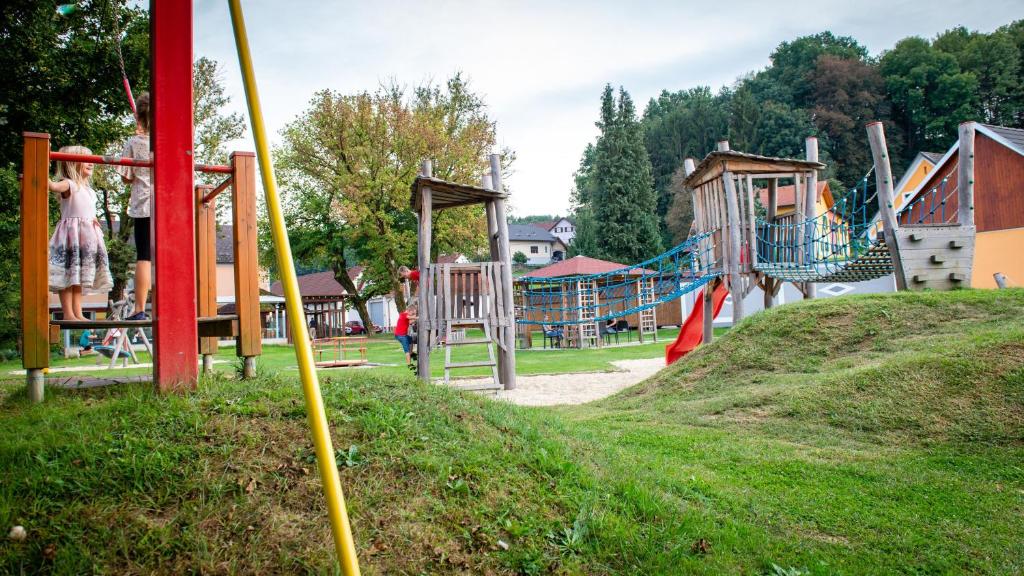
[665,283,728,365]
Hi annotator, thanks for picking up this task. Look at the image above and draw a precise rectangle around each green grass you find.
[1,290,1022,574]
[0,327,704,381]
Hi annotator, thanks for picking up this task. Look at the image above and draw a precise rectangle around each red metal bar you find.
[48,150,230,174]
[200,175,233,204]
[151,0,197,392]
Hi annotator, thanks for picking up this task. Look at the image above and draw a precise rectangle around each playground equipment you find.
[20,137,262,398]
[665,283,727,365]
[19,2,359,572]
[516,123,978,361]
[412,156,516,391]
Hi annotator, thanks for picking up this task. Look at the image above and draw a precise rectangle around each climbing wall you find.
[892,225,975,290]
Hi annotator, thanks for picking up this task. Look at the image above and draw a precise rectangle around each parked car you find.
[344,321,367,335]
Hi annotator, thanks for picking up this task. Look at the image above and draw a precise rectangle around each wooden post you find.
[152,0,198,391]
[958,122,975,227]
[490,153,517,390]
[483,174,499,260]
[703,280,714,344]
[685,157,698,231]
[231,152,261,377]
[804,137,818,300]
[717,140,730,152]
[416,160,433,381]
[196,186,218,372]
[722,171,744,323]
[745,174,757,273]
[994,273,1008,289]
[866,121,907,290]
[21,132,50,402]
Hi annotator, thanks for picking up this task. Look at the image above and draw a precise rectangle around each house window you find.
[530,246,539,254]
[544,245,548,253]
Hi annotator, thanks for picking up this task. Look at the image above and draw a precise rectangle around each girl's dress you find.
[48,179,113,294]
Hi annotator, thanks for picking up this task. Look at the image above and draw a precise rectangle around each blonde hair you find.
[398,265,410,275]
[55,145,93,185]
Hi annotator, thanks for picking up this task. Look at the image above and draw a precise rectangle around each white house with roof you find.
[508,224,567,265]
[534,217,576,247]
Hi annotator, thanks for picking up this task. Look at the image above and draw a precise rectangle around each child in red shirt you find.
[395,305,418,367]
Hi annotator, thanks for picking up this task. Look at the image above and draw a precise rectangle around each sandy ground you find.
[482,357,664,406]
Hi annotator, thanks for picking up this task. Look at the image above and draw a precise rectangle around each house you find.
[269,266,405,336]
[894,151,943,211]
[757,180,836,219]
[533,217,576,247]
[899,122,1024,288]
[508,224,567,265]
[436,253,470,264]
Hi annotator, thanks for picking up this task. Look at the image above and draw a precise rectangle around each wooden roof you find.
[683,150,825,189]
[410,176,507,211]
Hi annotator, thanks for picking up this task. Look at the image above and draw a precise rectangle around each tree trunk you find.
[333,266,377,334]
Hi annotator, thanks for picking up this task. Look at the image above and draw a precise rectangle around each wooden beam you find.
[490,153,517,390]
[232,152,262,371]
[957,122,975,227]
[21,132,50,402]
[866,122,907,290]
[722,171,744,323]
[152,0,198,392]
[416,160,433,381]
[195,186,218,360]
[804,137,818,300]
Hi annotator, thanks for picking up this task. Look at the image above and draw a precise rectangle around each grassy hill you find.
[1,289,1022,575]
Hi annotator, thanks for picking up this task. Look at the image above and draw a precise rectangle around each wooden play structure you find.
[411,154,516,391]
[21,134,262,401]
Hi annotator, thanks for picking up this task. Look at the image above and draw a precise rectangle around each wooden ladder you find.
[577,281,598,348]
[638,277,657,342]
[443,319,501,391]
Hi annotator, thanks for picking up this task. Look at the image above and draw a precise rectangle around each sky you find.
[193,0,1020,217]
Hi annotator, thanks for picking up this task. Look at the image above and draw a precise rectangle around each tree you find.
[880,36,978,165]
[935,26,1021,127]
[272,76,506,330]
[512,251,528,266]
[573,85,663,263]
[0,0,147,348]
[663,167,694,245]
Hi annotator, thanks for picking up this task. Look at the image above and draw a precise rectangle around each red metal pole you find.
[151,0,197,392]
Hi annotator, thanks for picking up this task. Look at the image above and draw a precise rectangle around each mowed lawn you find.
[1,291,1021,574]
[0,327,703,382]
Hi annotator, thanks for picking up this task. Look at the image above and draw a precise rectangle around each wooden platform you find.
[47,375,152,389]
[50,315,238,340]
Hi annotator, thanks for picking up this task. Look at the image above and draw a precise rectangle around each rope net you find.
[754,163,958,282]
[516,230,721,326]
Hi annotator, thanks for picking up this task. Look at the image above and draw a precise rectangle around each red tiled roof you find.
[269,267,364,298]
[532,220,557,231]
[523,255,653,279]
[757,181,828,209]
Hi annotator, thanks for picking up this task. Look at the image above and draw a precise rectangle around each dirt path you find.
[484,358,664,406]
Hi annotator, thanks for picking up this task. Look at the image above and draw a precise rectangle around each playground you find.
[3,1,1024,574]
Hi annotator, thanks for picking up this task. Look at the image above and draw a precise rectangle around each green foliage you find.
[572,86,663,263]
[508,214,560,225]
[512,251,528,265]
[0,167,21,349]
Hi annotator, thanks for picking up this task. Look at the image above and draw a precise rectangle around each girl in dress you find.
[48,146,113,320]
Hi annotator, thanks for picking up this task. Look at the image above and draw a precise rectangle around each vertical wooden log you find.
[722,171,744,323]
[490,153,517,390]
[232,152,262,370]
[152,0,198,391]
[195,186,218,368]
[866,121,907,290]
[745,174,757,272]
[958,122,975,227]
[21,132,50,402]
[684,157,699,232]
[416,160,433,381]
[767,179,778,221]
[703,281,714,344]
[716,140,730,152]
[804,137,819,300]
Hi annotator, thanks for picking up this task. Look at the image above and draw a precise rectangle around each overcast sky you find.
[193,0,1019,216]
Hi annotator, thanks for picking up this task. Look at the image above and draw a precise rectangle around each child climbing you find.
[395,305,418,368]
[48,146,113,320]
[119,92,152,321]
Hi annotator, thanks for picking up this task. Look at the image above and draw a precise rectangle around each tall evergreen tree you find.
[573,85,663,263]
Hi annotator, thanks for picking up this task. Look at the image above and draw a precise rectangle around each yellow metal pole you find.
[226,2,361,574]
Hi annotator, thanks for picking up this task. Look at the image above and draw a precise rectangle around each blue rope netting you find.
[517,163,959,322]
[517,230,721,326]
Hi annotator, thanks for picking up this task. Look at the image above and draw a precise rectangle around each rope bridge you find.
[516,230,721,326]
[754,164,958,283]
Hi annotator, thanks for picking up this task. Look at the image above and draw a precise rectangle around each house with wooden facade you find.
[899,122,1024,288]
[894,151,943,210]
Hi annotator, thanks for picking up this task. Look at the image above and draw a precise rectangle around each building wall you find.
[972,228,1024,288]
[895,159,936,210]
[549,219,576,246]
[510,240,552,265]
[903,134,1024,233]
